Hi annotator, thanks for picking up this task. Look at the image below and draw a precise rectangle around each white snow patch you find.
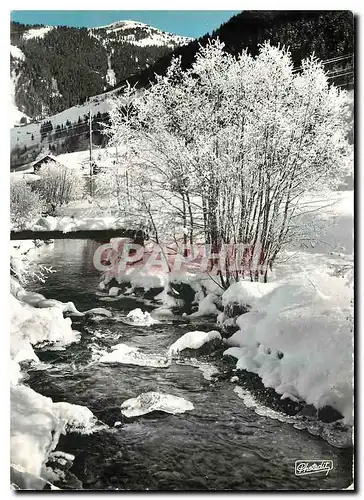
[120,391,194,417]
[85,307,113,318]
[10,45,25,60]
[106,54,116,87]
[23,26,53,41]
[11,86,120,150]
[176,358,218,381]
[94,20,149,30]
[91,20,192,47]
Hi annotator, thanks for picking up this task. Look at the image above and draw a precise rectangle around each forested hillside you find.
[10,20,191,121]
[121,11,354,90]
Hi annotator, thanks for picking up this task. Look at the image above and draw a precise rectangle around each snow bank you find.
[11,384,97,487]
[10,293,80,364]
[169,330,221,356]
[10,276,83,394]
[222,281,279,310]
[223,275,353,424]
[99,343,170,368]
[120,392,194,418]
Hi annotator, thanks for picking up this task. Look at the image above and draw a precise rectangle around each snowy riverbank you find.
[10,275,102,489]
[219,276,353,425]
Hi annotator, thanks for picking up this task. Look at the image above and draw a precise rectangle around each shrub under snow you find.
[10,178,45,230]
[36,163,85,211]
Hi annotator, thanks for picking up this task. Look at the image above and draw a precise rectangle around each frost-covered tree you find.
[93,151,131,216]
[108,40,351,284]
[36,163,85,212]
[10,178,45,230]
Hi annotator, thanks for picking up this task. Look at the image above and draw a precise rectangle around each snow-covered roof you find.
[32,154,62,168]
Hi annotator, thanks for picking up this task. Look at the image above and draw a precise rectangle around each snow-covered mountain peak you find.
[89,20,193,48]
[94,20,149,31]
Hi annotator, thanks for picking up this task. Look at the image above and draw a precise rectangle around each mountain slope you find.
[10,20,191,125]
[118,10,354,90]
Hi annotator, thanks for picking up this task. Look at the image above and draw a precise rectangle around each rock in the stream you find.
[140,287,164,300]
[220,317,240,339]
[124,308,158,326]
[99,343,170,368]
[219,302,251,339]
[109,287,121,297]
[317,405,344,423]
[296,404,317,418]
[169,330,223,358]
[85,308,113,318]
[120,392,194,418]
[294,403,343,423]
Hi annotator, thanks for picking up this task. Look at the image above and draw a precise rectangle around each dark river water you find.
[24,239,353,491]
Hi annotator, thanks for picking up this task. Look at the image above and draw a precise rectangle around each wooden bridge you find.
[10,228,147,245]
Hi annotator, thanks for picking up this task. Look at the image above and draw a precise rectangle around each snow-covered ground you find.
[221,274,353,424]
[10,45,25,60]
[11,384,97,487]
[10,274,82,367]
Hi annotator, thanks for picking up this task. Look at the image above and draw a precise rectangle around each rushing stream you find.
[24,239,353,491]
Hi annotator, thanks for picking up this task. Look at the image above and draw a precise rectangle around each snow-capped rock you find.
[169,330,222,357]
[120,391,194,417]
